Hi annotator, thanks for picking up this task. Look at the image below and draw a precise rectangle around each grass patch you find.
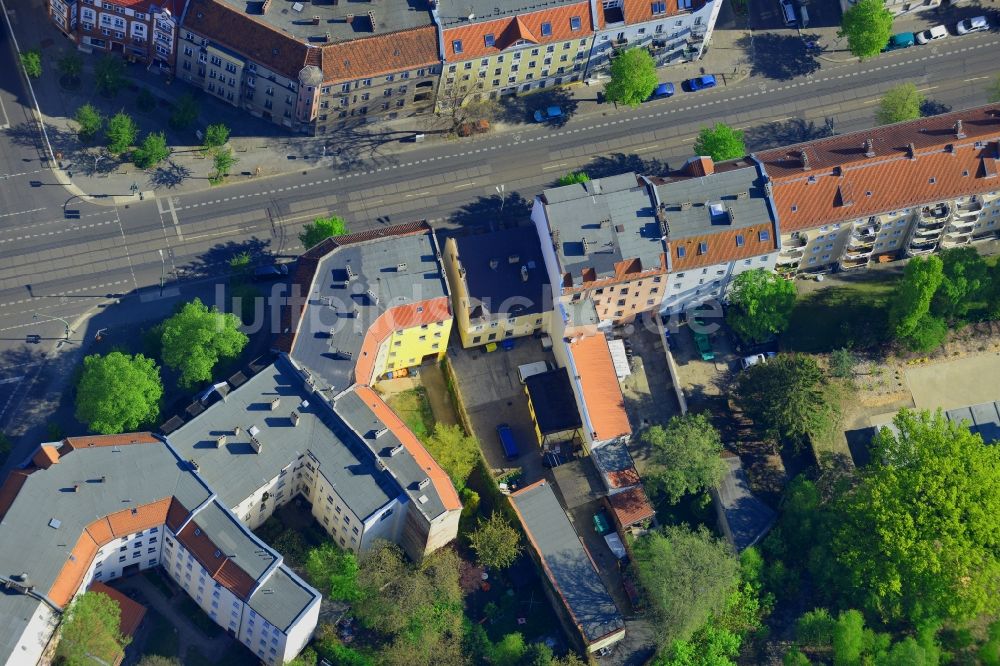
[142,610,180,658]
[782,277,899,353]
[178,597,223,638]
[142,568,175,598]
[385,387,435,441]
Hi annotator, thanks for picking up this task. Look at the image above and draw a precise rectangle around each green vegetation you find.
[159,297,248,388]
[106,111,138,156]
[304,542,361,601]
[641,414,726,504]
[839,0,894,60]
[783,276,898,352]
[20,49,41,79]
[75,351,162,434]
[56,591,130,665]
[556,171,590,186]
[424,423,479,491]
[932,246,991,322]
[386,387,434,440]
[74,104,103,142]
[137,655,181,666]
[693,123,746,162]
[726,268,796,343]
[468,512,522,570]
[94,55,126,97]
[889,255,946,351]
[210,147,237,184]
[299,215,349,250]
[604,47,658,107]
[133,131,171,169]
[876,83,924,125]
[203,123,230,150]
[169,93,199,130]
[58,51,82,86]
[989,74,1000,104]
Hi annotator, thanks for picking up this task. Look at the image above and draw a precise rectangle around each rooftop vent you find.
[248,425,260,437]
[390,444,404,456]
[216,434,227,448]
[864,138,875,158]
[955,119,966,139]
[250,436,263,454]
[291,1,303,10]
[290,411,300,427]
[521,265,529,282]
[234,425,242,437]
[736,190,749,199]
[507,254,520,264]
[397,262,407,272]
[48,518,61,529]
[418,495,429,504]
[418,477,431,490]
[270,397,281,411]
[375,427,389,438]
[800,150,810,171]
[489,258,499,270]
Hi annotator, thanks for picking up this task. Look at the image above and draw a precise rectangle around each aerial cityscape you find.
[0,0,999,663]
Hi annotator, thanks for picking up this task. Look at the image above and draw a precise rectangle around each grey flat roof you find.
[248,564,316,633]
[714,455,775,552]
[168,357,398,522]
[946,401,1000,444]
[437,0,582,27]
[524,369,582,435]
[290,232,447,394]
[192,500,278,582]
[590,440,634,474]
[454,227,550,320]
[510,481,624,645]
[561,298,598,327]
[0,594,46,659]
[217,0,434,45]
[654,165,774,240]
[541,174,663,284]
[333,388,446,521]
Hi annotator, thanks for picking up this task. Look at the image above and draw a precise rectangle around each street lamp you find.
[130,182,138,197]
[158,249,165,296]
[495,184,506,213]
[33,312,72,340]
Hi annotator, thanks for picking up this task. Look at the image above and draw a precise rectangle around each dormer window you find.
[698,242,708,255]
[452,40,463,54]
[735,234,745,247]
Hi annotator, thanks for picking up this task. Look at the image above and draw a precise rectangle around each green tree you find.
[796,608,836,649]
[693,123,746,162]
[989,74,1000,104]
[634,526,740,647]
[726,268,796,343]
[74,104,103,142]
[299,215,349,250]
[833,409,1000,625]
[734,355,838,449]
[875,83,924,125]
[56,591,130,664]
[132,131,171,169]
[556,171,590,186]
[75,352,162,434]
[20,49,41,79]
[229,250,252,275]
[931,246,988,322]
[641,413,725,504]
[839,0,894,60]
[829,348,856,379]
[58,51,82,83]
[159,298,248,388]
[490,633,528,666]
[423,422,478,490]
[106,111,138,156]
[169,93,199,130]
[94,55,126,96]
[604,47,658,107]
[783,649,812,666]
[980,619,1000,665]
[211,147,237,183]
[468,512,522,570]
[203,122,230,149]
[831,609,866,666]
[888,255,945,351]
[304,543,360,601]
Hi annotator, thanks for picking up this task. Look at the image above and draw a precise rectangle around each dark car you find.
[252,264,289,281]
[883,32,915,51]
[684,75,717,91]
[647,82,675,100]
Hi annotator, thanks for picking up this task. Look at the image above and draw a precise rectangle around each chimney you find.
[270,397,280,411]
[233,425,241,437]
[375,427,389,438]
[507,254,520,264]
[345,12,353,24]
[72,484,80,493]
[418,477,431,489]
[396,262,407,271]
[366,289,379,305]
[290,411,300,427]
[367,10,375,30]
[250,436,262,454]
[324,31,331,42]
[215,434,227,448]
[261,0,271,13]
[521,265,529,282]
[311,15,319,24]
[736,191,748,199]
[680,201,692,211]
[489,258,499,270]
[99,476,106,483]
[390,444,404,456]
[955,119,966,139]
[726,207,736,224]
[907,142,917,159]
[864,138,875,157]
[800,150,810,171]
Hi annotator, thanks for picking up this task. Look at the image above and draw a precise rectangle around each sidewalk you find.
[8,0,752,204]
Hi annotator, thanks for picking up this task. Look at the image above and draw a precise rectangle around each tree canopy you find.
[931,246,989,322]
[211,147,237,182]
[839,0,894,60]
[74,104,103,142]
[106,112,138,156]
[734,354,838,449]
[94,55,126,96]
[604,48,658,107]
[888,255,945,351]
[20,50,42,79]
[57,591,130,665]
[132,131,171,169]
[299,215,348,250]
[75,352,162,434]
[876,83,924,126]
[203,123,230,149]
[832,409,1000,625]
[989,74,1000,104]
[160,298,248,388]
[633,525,740,648]
[693,123,746,163]
[556,171,590,186]
[468,512,523,570]
[304,542,360,601]
[170,93,200,130]
[58,51,83,82]
[642,413,726,504]
[726,268,796,343]
[423,423,479,491]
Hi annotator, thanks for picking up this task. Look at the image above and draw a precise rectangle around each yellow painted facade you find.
[383,319,452,374]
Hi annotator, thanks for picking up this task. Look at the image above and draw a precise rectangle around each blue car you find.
[685,75,717,91]
[533,106,563,122]
[647,82,675,100]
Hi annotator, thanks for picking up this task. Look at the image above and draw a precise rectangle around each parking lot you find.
[446,337,555,486]
[669,320,738,411]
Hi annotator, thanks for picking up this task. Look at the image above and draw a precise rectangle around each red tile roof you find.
[88,581,148,638]
[607,467,641,489]
[62,432,160,450]
[756,105,1000,233]
[320,26,439,83]
[442,2,593,61]
[33,445,60,469]
[607,485,655,527]
[667,222,777,271]
[354,297,452,385]
[568,334,631,441]
[177,520,257,600]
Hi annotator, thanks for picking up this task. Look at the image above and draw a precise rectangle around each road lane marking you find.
[453,182,476,189]
[541,162,568,171]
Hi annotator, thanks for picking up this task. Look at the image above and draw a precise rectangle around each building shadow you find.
[579,152,669,180]
[496,87,579,126]
[736,32,821,81]
[743,117,835,152]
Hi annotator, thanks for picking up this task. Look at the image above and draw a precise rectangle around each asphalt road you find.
[0,26,998,422]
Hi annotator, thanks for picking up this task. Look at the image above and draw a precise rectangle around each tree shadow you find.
[495,87,579,126]
[149,160,192,189]
[578,152,670,179]
[736,33,822,81]
[185,237,273,280]
[446,192,533,234]
[743,117,835,152]
[289,117,407,173]
[920,99,952,117]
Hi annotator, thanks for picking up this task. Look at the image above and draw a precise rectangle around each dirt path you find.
[419,363,459,427]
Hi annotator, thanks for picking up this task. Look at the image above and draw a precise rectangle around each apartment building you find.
[0,435,320,666]
[435,0,595,107]
[757,106,1000,275]
[175,0,441,133]
[441,226,551,348]
[49,0,183,71]
[587,0,722,74]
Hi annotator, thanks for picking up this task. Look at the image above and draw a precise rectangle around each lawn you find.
[385,387,435,441]
[781,276,900,353]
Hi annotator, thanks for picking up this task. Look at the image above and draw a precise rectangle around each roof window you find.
[735,234,745,247]
[570,16,581,31]
[759,230,771,242]
[452,40,463,54]
[540,22,552,37]
[484,33,495,47]
[929,177,937,184]
[698,242,708,255]
[791,204,798,212]
[677,246,686,258]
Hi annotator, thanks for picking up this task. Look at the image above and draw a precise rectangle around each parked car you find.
[252,263,288,281]
[533,106,563,122]
[517,360,553,383]
[883,32,915,51]
[915,25,948,44]
[646,82,675,100]
[956,16,989,35]
[694,331,715,361]
[593,510,613,536]
[496,423,520,461]
[684,75,717,91]
[779,0,796,26]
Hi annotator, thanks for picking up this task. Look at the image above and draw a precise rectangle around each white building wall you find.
[359,497,406,551]
[661,253,776,314]
[282,595,320,663]
[4,602,57,666]
[531,198,565,302]
[309,469,364,554]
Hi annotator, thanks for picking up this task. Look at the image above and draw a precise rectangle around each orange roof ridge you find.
[569,334,631,442]
[62,433,159,450]
[33,445,61,469]
[510,16,538,43]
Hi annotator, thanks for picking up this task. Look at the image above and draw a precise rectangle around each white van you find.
[780,0,796,26]
[517,361,554,383]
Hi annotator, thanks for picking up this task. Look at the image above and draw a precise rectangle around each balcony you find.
[972,229,999,243]
[920,203,951,222]
[955,198,983,215]
[778,246,805,261]
[907,236,938,256]
[947,217,976,232]
[940,234,972,249]
[844,245,873,260]
[784,234,808,249]
[914,220,946,235]
[839,256,869,271]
